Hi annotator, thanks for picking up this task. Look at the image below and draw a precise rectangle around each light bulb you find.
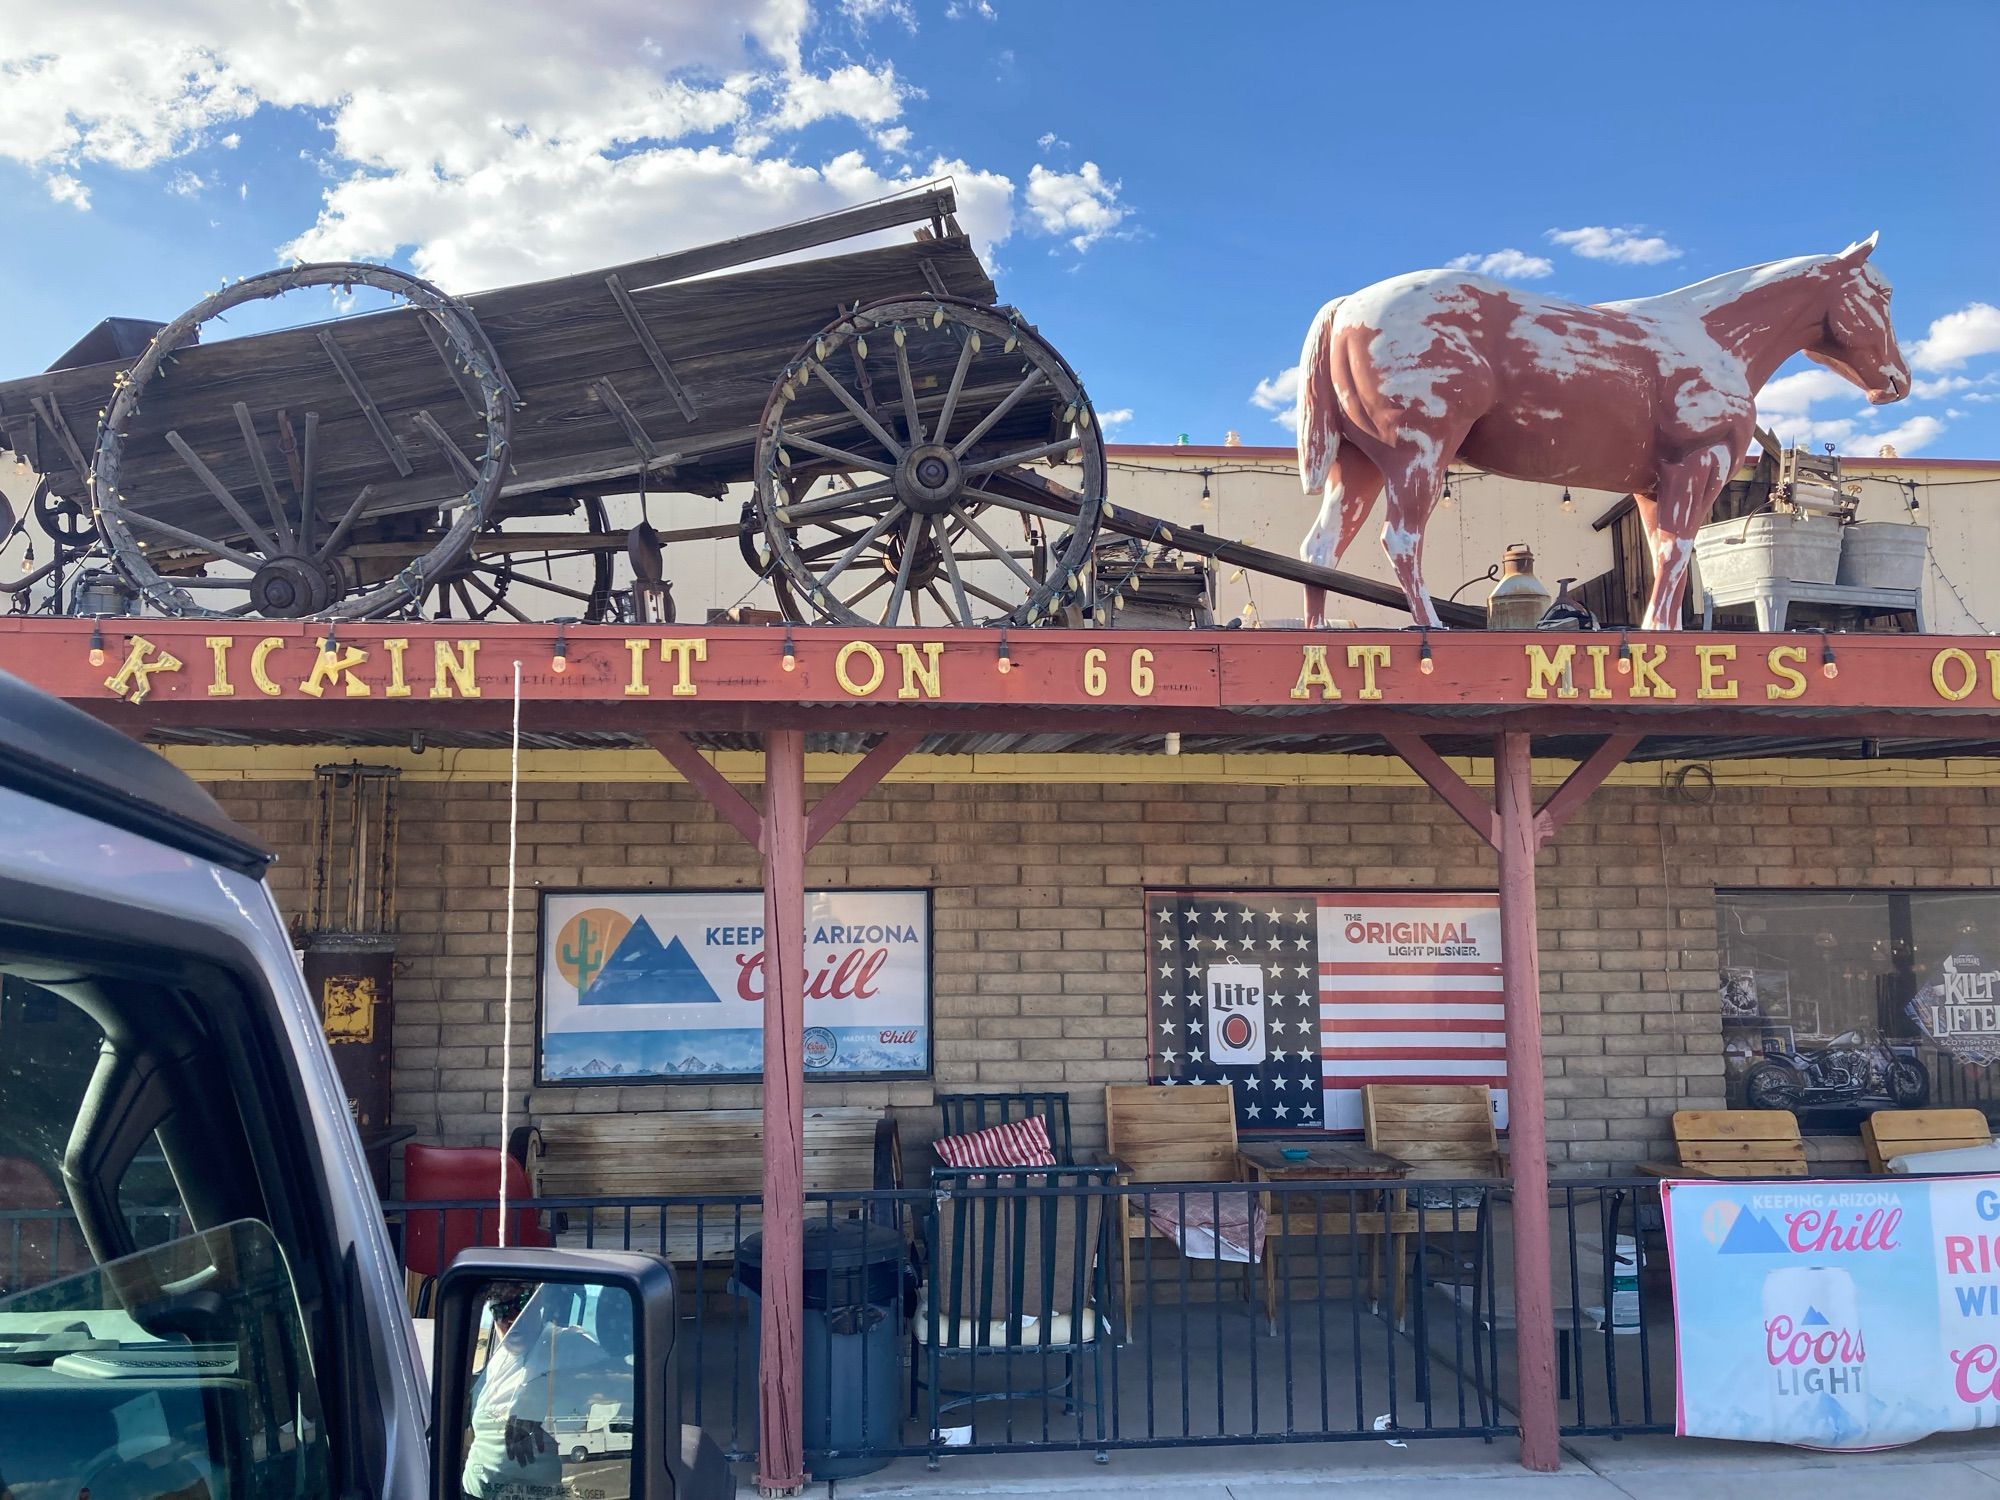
[551,652,568,675]
[1560,488,1575,514]
[1419,649,1434,676]
[782,651,797,673]
[1822,658,1839,680]
[89,645,106,668]
[997,656,1013,675]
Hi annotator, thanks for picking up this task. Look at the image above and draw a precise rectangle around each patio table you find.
[1237,1142,1412,1181]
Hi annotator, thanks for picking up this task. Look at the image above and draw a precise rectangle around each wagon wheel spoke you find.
[882,512,924,627]
[775,431,897,476]
[961,578,1017,612]
[962,437,1082,478]
[966,483,1081,527]
[465,573,533,623]
[841,571,893,608]
[112,508,264,572]
[950,368,1046,459]
[948,503,1040,591]
[779,480,896,522]
[804,358,906,462]
[893,335,924,447]
[933,516,974,624]
[932,335,978,449]
[818,506,907,591]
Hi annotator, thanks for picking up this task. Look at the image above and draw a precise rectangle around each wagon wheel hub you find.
[895,443,963,516]
[250,554,339,618]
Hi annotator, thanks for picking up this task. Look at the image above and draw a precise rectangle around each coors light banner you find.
[538,888,930,1082]
[1665,1175,2000,1449]
[1147,890,1506,1133]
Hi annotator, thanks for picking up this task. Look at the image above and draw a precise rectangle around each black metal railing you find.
[386,1174,1675,1466]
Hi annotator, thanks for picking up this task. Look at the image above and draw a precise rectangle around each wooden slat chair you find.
[1636,1109,1807,1178]
[1103,1083,1276,1336]
[913,1164,1115,1460]
[1358,1084,1503,1327]
[1862,1108,1993,1174]
[936,1091,1076,1165]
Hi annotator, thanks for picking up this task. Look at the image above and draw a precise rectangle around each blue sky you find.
[2,0,1996,456]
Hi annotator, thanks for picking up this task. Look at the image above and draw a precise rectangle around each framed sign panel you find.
[538,888,931,1083]
[1146,889,1506,1134]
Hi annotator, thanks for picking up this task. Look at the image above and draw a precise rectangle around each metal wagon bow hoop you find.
[92,262,515,621]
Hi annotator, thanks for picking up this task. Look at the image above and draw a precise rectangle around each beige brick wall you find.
[202,774,2000,1176]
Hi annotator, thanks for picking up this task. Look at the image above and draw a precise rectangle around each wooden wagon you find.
[0,182,1475,627]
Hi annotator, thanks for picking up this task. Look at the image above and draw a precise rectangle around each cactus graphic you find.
[563,917,607,993]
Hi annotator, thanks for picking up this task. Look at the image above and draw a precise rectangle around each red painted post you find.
[1495,729,1561,1472]
[755,728,808,1495]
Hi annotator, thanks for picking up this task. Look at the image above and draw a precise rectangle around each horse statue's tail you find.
[1296,297,1343,495]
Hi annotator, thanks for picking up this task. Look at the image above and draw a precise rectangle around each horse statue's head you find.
[1804,233,1908,406]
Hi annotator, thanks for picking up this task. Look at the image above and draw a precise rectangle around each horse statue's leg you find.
[1639,441,1742,629]
[1299,445,1385,627]
[1376,432,1464,630]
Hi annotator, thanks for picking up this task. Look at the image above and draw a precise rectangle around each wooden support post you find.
[606,273,700,421]
[317,329,415,477]
[1383,730,1635,1471]
[1495,730,1560,1472]
[756,728,808,1496]
[647,732,763,849]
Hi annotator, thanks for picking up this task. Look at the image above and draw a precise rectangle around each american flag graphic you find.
[1317,893,1507,1131]
[1147,891,1507,1134]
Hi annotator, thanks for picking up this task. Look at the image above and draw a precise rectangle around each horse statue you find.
[1294,235,1907,628]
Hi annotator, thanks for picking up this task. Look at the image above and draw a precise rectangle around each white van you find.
[0,671,731,1499]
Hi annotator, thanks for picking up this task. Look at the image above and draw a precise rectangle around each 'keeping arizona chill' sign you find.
[1665,1175,2000,1448]
[537,889,930,1083]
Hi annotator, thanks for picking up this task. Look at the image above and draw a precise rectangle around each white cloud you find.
[168,168,205,197]
[0,1,1053,294]
[1909,302,2000,371]
[44,172,89,210]
[1547,224,1682,265]
[220,132,240,149]
[1096,407,1133,431]
[1024,161,1128,252]
[1760,411,1860,449]
[1755,367,1857,416]
[947,0,997,16]
[1867,414,1947,455]
[1036,131,1067,151]
[1250,366,1301,432]
[839,0,916,29]
[1445,247,1553,280]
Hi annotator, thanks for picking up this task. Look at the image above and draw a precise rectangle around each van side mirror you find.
[429,1247,733,1500]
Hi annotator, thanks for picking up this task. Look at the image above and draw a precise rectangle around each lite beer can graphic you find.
[1761,1265,1868,1447]
[1206,963,1267,1066]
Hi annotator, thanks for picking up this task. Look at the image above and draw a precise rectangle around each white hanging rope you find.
[497,659,523,1245]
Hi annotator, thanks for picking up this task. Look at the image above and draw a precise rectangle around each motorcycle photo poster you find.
[1717,892,2000,1131]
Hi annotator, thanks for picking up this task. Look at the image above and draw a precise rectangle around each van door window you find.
[0,967,334,1495]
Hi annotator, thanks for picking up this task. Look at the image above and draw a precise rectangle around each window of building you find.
[1717,890,2000,1131]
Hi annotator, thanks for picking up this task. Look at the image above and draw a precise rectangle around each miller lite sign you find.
[1207,963,1267,1066]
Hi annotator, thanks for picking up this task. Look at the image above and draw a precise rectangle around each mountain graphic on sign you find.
[1802,1305,1829,1326]
[1716,1208,1789,1255]
[581,919,721,1005]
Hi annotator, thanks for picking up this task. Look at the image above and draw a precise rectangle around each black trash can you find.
[735,1219,907,1478]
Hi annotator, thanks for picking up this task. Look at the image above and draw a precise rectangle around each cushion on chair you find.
[934,1115,1057,1169]
[912,1296,1100,1347]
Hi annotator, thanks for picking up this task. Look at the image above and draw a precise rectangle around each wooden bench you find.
[535,1107,902,1264]
[1104,1083,1275,1335]
[1862,1108,1993,1174]
[1637,1109,1806,1178]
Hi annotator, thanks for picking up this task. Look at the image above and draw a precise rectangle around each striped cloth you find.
[934,1115,1058,1169]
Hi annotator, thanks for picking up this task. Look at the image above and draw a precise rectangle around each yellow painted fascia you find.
[161,743,2000,790]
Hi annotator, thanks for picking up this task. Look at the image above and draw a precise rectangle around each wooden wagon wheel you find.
[92,262,512,620]
[423,496,616,623]
[753,296,1105,627]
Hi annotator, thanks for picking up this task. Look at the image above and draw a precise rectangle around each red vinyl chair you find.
[401,1143,551,1313]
